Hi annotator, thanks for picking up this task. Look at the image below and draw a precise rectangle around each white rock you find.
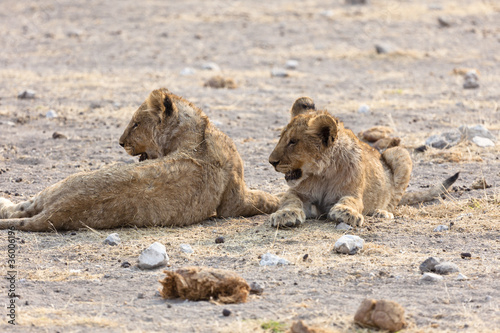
[259,252,289,266]
[463,70,479,89]
[271,68,288,78]
[104,233,121,246]
[46,110,58,119]
[434,262,459,275]
[180,67,196,76]
[375,42,398,54]
[180,243,194,254]
[357,104,370,114]
[459,124,496,142]
[285,60,299,69]
[433,225,449,232]
[456,273,468,281]
[201,62,220,71]
[334,235,364,255]
[17,90,36,99]
[336,222,353,231]
[138,242,168,269]
[419,257,441,273]
[421,272,443,282]
[471,136,494,147]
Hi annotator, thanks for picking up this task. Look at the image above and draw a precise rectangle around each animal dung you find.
[159,266,250,304]
[354,299,406,332]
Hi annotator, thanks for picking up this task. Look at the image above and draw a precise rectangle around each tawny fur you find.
[268,98,458,228]
[0,89,279,231]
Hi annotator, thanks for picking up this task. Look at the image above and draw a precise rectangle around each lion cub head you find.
[119,88,182,161]
[269,97,339,186]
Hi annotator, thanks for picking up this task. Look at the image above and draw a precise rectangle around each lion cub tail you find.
[399,172,459,206]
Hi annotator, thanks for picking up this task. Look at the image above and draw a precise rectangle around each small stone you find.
[334,235,364,255]
[425,130,461,149]
[419,257,441,273]
[271,68,288,78]
[215,236,225,244]
[421,272,443,282]
[346,0,367,4]
[17,90,36,99]
[336,222,353,230]
[485,296,493,302]
[104,233,121,246]
[222,309,231,317]
[375,42,397,54]
[460,252,472,259]
[302,253,309,261]
[66,29,82,38]
[433,225,449,232]
[358,104,370,114]
[459,124,496,142]
[104,274,111,278]
[180,67,196,76]
[201,62,220,71]
[463,70,479,89]
[46,110,58,119]
[180,244,194,254]
[121,261,131,268]
[437,16,453,27]
[137,293,145,299]
[249,282,264,295]
[471,177,490,189]
[90,102,101,109]
[471,136,494,147]
[285,60,299,69]
[52,132,67,139]
[434,262,459,275]
[456,273,468,281]
[138,242,168,269]
[259,252,289,266]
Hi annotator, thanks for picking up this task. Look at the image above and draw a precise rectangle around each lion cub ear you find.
[147,89,177,118]
[290,97,315,118]
[307,113,338,147]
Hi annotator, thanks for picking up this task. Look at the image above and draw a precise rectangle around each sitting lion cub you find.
[269,97,458,228]
[0,89,279,231]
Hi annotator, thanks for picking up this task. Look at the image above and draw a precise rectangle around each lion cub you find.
[269,97,458,228]
[0,89,279,231]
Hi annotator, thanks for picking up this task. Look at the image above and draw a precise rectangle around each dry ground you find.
[0,0,499,332]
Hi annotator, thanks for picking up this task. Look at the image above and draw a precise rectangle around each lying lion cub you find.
[269,97,458,228]
[0,89,279,231]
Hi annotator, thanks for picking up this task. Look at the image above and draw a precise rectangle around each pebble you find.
[17,90,36,99]
[259,252,289,266]
[433,225,449,232]
[52,132,67,139]
[121,261,131,268]
[104,233,121,246]
[460,252,472,259]
[215,236,225,244]
[357,104,370,114]
[421,272,443,282]
[456,273,468,281]
[374,42,397,54]
[425,130,461,149]
[471,136,494,147]
[180,67,196,76]
[201,62,220,71]
[419,257,441,273]
[285,60,299,69]
[249,282,264,295]
[138,242,168,269]
[334,235,364,255]
[345,0,367,4]
[336,222,353,231]
[434,262,459,275]
[46,110,58,119]
[271,68,288,78]
[437,16,453,27]
[222,309,231,317]
[463,70,479,89]
[180,244,194,254]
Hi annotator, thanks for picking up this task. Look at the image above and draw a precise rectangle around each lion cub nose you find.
[269,160,279,168]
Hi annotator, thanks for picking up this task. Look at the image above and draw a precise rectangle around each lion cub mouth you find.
[285,169,302,181]
[139,153,148,162]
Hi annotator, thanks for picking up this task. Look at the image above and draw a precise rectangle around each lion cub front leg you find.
[328,196,364,227]
[269,191,305,228]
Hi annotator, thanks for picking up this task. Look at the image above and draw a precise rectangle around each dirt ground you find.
[1,0,499,332]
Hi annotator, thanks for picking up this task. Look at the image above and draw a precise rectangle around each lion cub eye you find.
[288,139,298,146]
[132,122,139,129]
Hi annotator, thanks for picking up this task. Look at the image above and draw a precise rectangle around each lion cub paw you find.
[372,209,394,219]
[270,208,306,228]
[329,204,364,227]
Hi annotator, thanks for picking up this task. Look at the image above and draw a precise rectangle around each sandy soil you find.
[0,0,499,332]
